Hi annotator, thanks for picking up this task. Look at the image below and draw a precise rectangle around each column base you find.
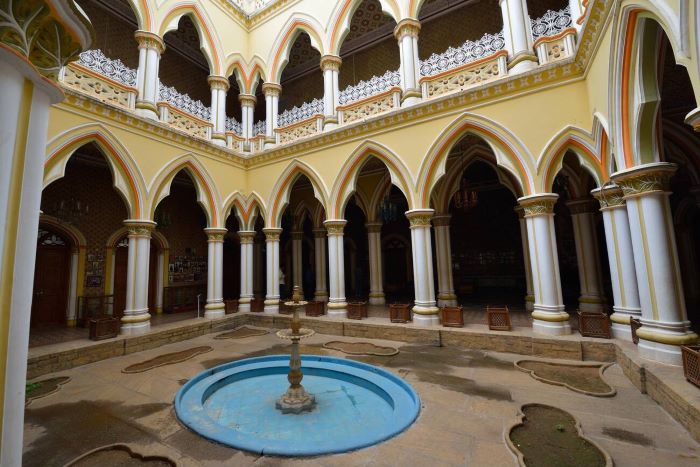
[611,323,633,341]
[327,300,347,318]
[578,297,605,313]
[532,306,571,335]
[154,306,163,315]
[238,297,252,312]
[264,298,279,314]
[369,293,385,305]
[525,296,535,312]
[314,292,329,302]
[610,307,641,341]
[204,302,225,319]
[532,318,571,335]
[636,323,698,366]
[135,106,158,121]
[508,53,538,74]
[412,313,440,326]
[120,311,151,335]
[437,294,457,307]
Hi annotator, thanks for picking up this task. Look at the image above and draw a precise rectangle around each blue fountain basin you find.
[175,355,420,456]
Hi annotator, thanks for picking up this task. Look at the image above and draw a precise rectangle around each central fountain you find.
[275,287,315,413]
[175,288,421,456]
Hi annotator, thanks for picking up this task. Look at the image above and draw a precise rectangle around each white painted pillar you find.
[432,215,457,307]
[0,5,92,462]
[569,0,585,31]
[394,19,422,107]
[313,228,329,302]
[238,231,255,312]
[239,93,256,141]
[155,250,165,314]
[325,220,348,317]
[122,220,156,334]
[567,199,606,312]
[515,207,535,311]
[320,55,341,129]
[406,210,440,326]
[518,194,571,335]
[204,228,226,318]
[208,75,229,146]
[262,83,281,146]
[366,222,386,305]
[291,231,303,294]
[134,31,164,120]
[66,249,79,325]
[498,0,538,74]
[264,228,282,313]
[592,185,641,340]
[613,163,698,364]
[253,235,264,297]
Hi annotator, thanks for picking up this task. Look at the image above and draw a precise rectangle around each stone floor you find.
[23,328,699,467]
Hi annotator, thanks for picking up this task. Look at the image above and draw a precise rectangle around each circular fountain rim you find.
[175,355,421,456]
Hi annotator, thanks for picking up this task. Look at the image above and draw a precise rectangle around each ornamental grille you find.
[75,49,137,87]
[225,116,242,135]
[419,32,505,77]
[338,69,401,105]
[278,98,323,127]
[252,120,266,136]
[530,7,573,39]
[159,83,211,121]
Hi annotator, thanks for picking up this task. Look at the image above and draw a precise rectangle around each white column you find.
[262,83,281,146]
[613,164,698,364]
[432,215,457,307]
[122,221,156,334]
[291,231,304,295]
[569,0,585,31]
[313,228,328,302]
[567,199,606,312]
[253,235,264,297]
[515,207,535,311]
[406,210,440,326]
[499,0,538,74]
[204,228,226,318]
[238,231,255,312]
[134,31,164,120]
[320,55,341,129]
[325,220,348,316]
[394,19,422,107]
[366,222,386,305]
[264,228,282,313]
[592,185,641,340]
[208,75,229,146]
[239,93,256,142]
[66,249,79,326]
[0,5,92,462]
[155,249,166,314]
[518,194,571,335]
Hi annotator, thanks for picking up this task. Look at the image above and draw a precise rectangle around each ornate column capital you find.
[207,75,230,91]
[204,227,227,242]
[238,231,256,244]
[591,184,625,209]
[124,220,156,237]
[432,215,451,227]
[312,228,326,238]
[291,231,303,240]
[365,222,383,233]
[685,108,700,132]
[324,220,347,235]
[394,18,421,40]
[263,227,282,241]
[1,0,95,82]
[134,30,165,53]
[320,55,342,72]
[262,82,282,97]
[238,93,257,107]
[518,194,559,216]
[405,209,434,228]
[565,198,598,215]
[611,162,676,198]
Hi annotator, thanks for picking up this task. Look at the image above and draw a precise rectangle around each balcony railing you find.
[75,49,136,87]
[531,6,573,39]
[226,116,243,135]
[338,69,401,106]
[252,120,266,136]
[277,98,323,127]
[158,84,211,121]
[419,32,506,77]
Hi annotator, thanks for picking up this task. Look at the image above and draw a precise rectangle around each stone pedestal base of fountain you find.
[276,327,316,414]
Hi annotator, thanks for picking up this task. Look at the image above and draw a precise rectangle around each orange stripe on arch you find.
[139,0,152,30]
[161,5,221,75]
[163,162,218,226]
[45,134,142,218]
[621,10,641,169]
[421,124,531,207]
[270,170,301,224]
[330,1,353,52]
[270,21,322,80]
[544,139,602,191]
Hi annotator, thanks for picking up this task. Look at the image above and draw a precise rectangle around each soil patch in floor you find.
[26,376,70,405]
[123,346,212,373]
[214,326,268,339]
[515,360,615,396]
[509,404,609,467]
[323,341,399,356]
[602,427,653,447]
[67,445,175,466]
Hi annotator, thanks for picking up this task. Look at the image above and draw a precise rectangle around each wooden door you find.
[113,244,128,318]
[32,243,70,327]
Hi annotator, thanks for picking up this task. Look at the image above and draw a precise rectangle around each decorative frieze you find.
[62,65,133,108]
[422,54,506,99]
[341,92,397,124]
[277,117,319,144]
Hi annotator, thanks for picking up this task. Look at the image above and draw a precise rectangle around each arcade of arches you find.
[4,0,700,464]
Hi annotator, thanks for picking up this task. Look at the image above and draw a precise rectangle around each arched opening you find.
[154,170,209,315]
[344,198,369,300]
[223,214,241,303]
[278,32,323,119]
[32,228,73,328]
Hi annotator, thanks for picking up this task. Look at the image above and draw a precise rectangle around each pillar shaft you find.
[134,31,164,120]
[155,250,165,314]
[499,0,537,73]
[238,231,255,312]
[516,207,535,311]
[567,199,605,312]
[253,237,264,296]
[394,19,422,106]
[264,228,282,313]
[239,94,256,140]
[262,83,281,144]
[366,222,385,305]
[208,76,229,146]
[204,228,226,318]
[613,163,698,364]
[321,55,341,128]
[406,210,439,326]
[433,215,457,307]
[519,194,570,335]
[121,221,156,333]
[592,185,641,340]
[325,220,347,316]
[291,231,303,293]
[313,228,328,302]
